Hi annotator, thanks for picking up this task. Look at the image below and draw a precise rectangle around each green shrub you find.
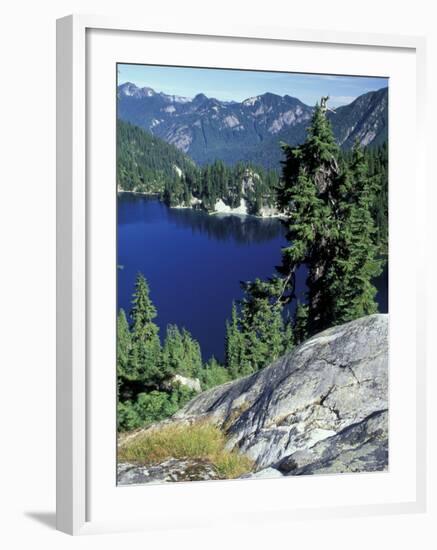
[117,400,141,432]
[117,387,197,432]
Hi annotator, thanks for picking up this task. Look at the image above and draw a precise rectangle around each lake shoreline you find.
[117,190,286,220]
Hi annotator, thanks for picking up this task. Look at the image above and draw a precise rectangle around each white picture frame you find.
[56,14,427,535]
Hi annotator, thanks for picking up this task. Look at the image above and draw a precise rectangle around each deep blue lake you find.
[117,194,388,362]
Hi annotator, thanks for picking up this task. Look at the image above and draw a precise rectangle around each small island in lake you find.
[116,65,389,484]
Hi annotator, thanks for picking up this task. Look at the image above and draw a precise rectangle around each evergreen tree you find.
[162,324,202,378]
[225,302,245,378]
[294,302,309,345]
[369,142,388,255]
[275,102,346,335]
[129,273,162,388]
[180,328,203,378]
[338,142,388,255]
[329,143,382,322]
[116,309,132,382]
[225,282,293,378]
[117,273,205,430]
[240,278,292,373]
[254,100,385,340]
[200,356,231,389]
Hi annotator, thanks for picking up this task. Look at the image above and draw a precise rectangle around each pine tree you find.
[329,142,382,322]
[294,302,309,345]
[225,302,245,378]
[161,324,183,376]
[240,279,291,373]
[180,328,203,378]
[275,102,344,336]
[371,142,388,255]
[116,309,132,381]
[200,356,231,389]
[161,324,202,379]
[129,273,162,388]
[117,308,135,400]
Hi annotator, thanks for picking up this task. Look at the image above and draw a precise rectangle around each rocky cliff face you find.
[329,87,388,149]
[118,314,388,484]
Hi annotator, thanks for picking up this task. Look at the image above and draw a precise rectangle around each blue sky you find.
[118,64,388,108]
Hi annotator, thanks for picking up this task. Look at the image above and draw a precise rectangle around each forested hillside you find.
[117,120,281,215]
[117,120,199,193]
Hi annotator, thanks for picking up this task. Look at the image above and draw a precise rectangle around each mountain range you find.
[118,82,388,169]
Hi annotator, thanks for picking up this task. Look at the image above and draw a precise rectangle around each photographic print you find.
[116,64,388,485]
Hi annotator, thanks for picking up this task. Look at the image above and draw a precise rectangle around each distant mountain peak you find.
[242,96,261,106]
[118,82,140,96]
[242,92,305,109]
[117,83,387,168]
[193,93,209,103]
[119,82,193,104]
[119,82,156,98]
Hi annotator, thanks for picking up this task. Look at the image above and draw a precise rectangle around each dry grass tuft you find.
[118,421,254,479]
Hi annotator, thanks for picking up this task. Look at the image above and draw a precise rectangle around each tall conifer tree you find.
[329,142,382,322]
[129,273,162,388]
[225,303,245,378]
[116,308,132,389]
[240,279,292,373]
[276,102,341,336]
[161,324,202,379]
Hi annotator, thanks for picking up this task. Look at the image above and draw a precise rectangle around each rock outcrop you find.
[162,374,202,393]
[276,409,388,475]
[118,458,221,485]
[119,314,388,482]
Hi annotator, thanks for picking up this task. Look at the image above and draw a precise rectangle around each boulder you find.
[117,458,221,485]
[121,314,388,478]
[173,314,388,472]
[162,374,202,393]
[277,409,388,475]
